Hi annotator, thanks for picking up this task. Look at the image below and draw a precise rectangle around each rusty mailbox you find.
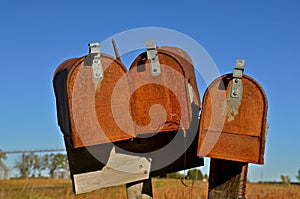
[197,60,268,164]
[53,40,203,194]
[53,42,132,148]
[128,42,201,136]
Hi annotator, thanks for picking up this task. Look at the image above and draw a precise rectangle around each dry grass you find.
[0,179,299,199]
[0,178,126,199]
[246,183,300,199]
[153,178,207,199]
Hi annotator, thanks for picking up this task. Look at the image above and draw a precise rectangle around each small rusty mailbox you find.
[197,60,268,164]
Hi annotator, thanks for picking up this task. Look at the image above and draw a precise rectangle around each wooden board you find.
[73,147,151,194]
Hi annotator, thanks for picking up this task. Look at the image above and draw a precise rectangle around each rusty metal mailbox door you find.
[197,61,268,164]
[128,42,200,136]
[53,43,133,148]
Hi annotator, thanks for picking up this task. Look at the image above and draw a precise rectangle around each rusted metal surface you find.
[197,74,268,164]
[160,46,200,107]
[53,45,200,148]
[129,47,200,136]
[69,54,133,147]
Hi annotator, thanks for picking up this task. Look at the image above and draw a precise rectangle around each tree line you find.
[11,152,205,180]
[13,153,68,179]
[2,150,300,182]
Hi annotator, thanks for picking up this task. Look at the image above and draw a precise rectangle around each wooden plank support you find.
[208,158,246,199]
[72,147,151,194]
[126,178,153,199]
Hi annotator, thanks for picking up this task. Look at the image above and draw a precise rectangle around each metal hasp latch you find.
[85,42,103,88]
[146,40,161,76]
[231,59,245,98]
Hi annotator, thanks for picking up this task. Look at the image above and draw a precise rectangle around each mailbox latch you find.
[231,59,245,98]
[146,40,161,76]
[85,42,103,88]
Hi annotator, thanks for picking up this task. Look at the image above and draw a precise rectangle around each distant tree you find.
[166,172,185,179]
[14,153,50,178]
[33,154,50,178]
[15,153,68,178]
[0,150,6,160]
[203,174,209,181]
[40,154,50,173]
[157,174,167,178]
[296,169,300,182]
[32,154,41,177]
[186,169,203,181]
[15,153,37,178]
[48,153,69,176]
[280,175,291,184]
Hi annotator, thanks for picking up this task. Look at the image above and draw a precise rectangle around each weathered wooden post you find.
[208,159,245,198]
[238,164,248,199]
[126,179,153,199]
[197,60,268,199]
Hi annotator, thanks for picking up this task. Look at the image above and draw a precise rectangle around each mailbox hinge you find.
[85,42,103,88]
[146,40,161,76]
[230,59,245,98]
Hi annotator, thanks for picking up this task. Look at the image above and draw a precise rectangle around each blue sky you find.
[0,0,299,182]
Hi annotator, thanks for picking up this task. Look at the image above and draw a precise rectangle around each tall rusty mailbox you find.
[54,42,132,148]
[197,60,268,164]
[129,43,200,136]
[53,40,203,194]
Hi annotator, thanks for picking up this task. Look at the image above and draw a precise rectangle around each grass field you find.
[0,178,299,199]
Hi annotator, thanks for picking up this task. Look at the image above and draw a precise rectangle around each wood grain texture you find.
[208,159,245,199]
[197,74,268,164]
[73,147,151,194]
